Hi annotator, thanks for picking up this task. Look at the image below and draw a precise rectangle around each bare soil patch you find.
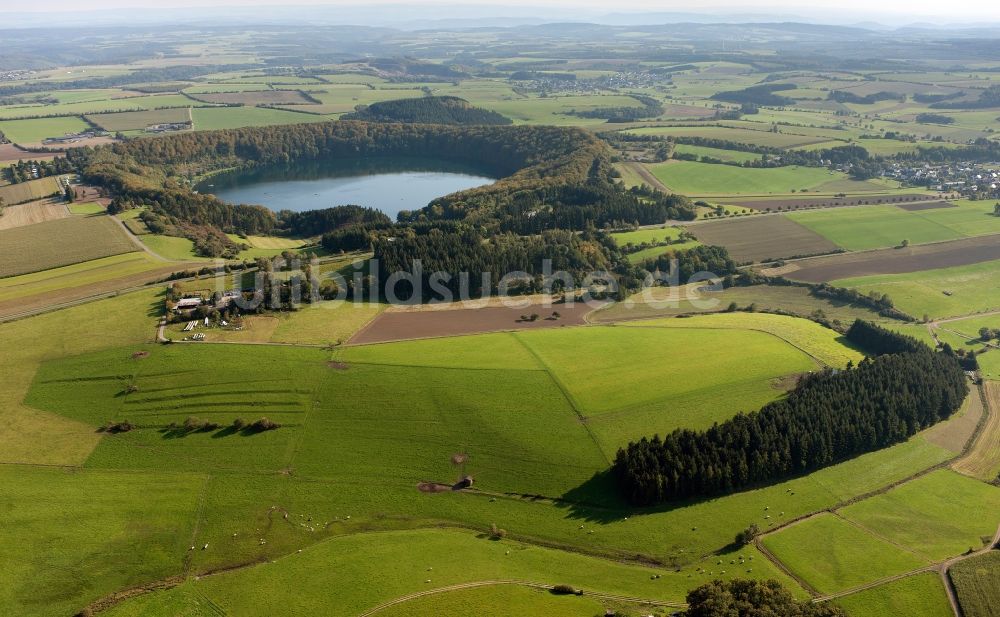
[0,198,68,231]
[349,301,602,344]
[131,351,150,360]
[0,143,58,162]
[896,200,957,212]
[326,361,349,371]
[687,215,839,263]
[777,234,1000,283]
[417,482,452,493]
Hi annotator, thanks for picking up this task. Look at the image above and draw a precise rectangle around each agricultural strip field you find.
[646,161,844,196]
[625,125,832,148]
[85,108,191,132]
[592,283,889,325]
[949,551,1000,617]
[776,235,1000,283]
[191,107,329,131]
[0,216,139,278]
[0,256,191,321]
[827,258,1000,319]
[722,194,935,211]
[0,143,58,162]
[0,176,63,206]
[349,301,599,344]
[0,199,68,230]
[952,382,1000,482]
[686,215,839,262]
[610,226,701,263]
[189,90,315,106]
[787,201,1000,251]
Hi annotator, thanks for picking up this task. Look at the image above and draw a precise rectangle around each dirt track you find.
[776,234,1000,283]
[349,301,603,344]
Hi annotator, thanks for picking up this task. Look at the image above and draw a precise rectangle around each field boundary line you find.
[510,332,612,465]
[829,510,936,563]
[753,538,821,596]
[356,579,685,617]
[615,321,831,368]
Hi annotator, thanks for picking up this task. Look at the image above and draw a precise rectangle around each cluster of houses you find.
[145,122,191,134]
[0,69,34,82]
[42,129,110,145]
[172,290,243,315]
[886,162,1000,198]
[511,70,671,95]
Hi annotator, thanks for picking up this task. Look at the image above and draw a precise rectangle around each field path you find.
[108,213,172,262]
[356,579,685,616]
[624,161,671,193]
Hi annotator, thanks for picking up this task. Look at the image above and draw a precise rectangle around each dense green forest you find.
[342,96,512,125]
[612,321,968,505]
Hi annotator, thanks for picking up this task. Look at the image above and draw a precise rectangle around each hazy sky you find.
[16,0,1000,21]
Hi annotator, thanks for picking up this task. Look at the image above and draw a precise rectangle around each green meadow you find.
[647,160,856,196]
[833,259,1000,319]
[833,572,952,617]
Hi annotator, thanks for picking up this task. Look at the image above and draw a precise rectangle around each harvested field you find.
[776,234,1000,283]
[0,216,138,278]
[349,301,601,344]
[0,176,62,206]
[926,388,985,454]
[0,198,68,230]
[953,382,1000,482]
[686,215,839,263]
[0,143,57,163]
[723,194,934,211]
[190,90,314,106]
[897,200,957,212]
[85,107,191,132]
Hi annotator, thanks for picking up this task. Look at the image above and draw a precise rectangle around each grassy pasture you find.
[68,201,106,215]
[0,176,62,205]
[621,312,863,368]
[950,551,1000,617]
[513,324,819,452]
[647,161,843,196]
[833,572,952,617]
[761,512,930,594]
[103,528,689,616]
[191,107,328,131]
[0,466,205,617]
[86,107,191,132]
[0,116,91,143]
[191,90,314,106]
[673,143,763,163]
[610,226,701,263]
[832,259,1000,319]
[0,215,138,277]
[838,470,1000,561]
[788,201,1000,251]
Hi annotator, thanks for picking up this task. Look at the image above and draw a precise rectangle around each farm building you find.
[174,298,203,311]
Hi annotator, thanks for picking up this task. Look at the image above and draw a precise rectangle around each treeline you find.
[711,84,797,107]
[828,90,903,104]
[568,95,665,122]
[915,113,956,125]
[612,321,967,505]
[75,121,617,255]
[897,138,1000,164]
[372,228,613,300]
[342,96,512,126]
[2,157,76,184]
[931,85,1000,109]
